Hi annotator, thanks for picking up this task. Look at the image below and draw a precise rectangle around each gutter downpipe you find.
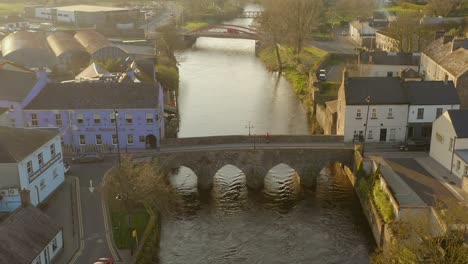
[450,136,457,174]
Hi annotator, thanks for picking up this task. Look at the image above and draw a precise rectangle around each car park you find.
[71,152,104,164]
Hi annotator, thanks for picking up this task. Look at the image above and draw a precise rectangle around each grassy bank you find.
[111,210,150,249]
[183,21,209,30]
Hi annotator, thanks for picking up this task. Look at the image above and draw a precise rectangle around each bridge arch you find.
[184,24,260,40]
[169,166,198,194]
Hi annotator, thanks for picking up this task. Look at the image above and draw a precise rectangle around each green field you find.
[111,210,149,249]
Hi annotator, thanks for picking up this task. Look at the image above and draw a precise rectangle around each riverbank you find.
[257,44,328,133]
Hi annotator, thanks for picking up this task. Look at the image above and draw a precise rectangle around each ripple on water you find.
[212,165,248,214]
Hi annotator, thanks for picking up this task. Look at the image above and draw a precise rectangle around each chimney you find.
[20,188,31,207]
[444,73,449,85]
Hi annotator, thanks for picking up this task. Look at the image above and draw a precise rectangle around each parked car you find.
[399,139,430,151]
[94,258,114,264]
[341,30,348,36]
[72,152,104,164]
[319,69,327,81]
[64,162,70,174]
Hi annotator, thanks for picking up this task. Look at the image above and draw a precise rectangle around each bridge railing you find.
[161,135,344,147]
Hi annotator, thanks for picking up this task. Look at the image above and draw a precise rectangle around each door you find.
[380,129,387,142]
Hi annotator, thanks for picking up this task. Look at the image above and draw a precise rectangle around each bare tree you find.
[426,0,462,17]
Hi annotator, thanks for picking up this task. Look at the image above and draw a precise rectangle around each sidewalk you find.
[415,156,468,203]
[41,176,81,264]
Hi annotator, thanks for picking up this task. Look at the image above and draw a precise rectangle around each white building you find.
[430,110,468,181]
[349,20,389,49]
[0,127,65,212]
[337,74,461,143]
[0,204,64,263]
[350,52,420,78]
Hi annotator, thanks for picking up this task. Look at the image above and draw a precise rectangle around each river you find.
[159,4,375,263]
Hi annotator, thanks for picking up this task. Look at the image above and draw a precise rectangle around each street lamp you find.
[362,96,371,157]
[245,121,254,136]
[114,109,121,167]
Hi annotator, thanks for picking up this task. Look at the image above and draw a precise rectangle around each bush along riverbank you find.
[257,44,328,133]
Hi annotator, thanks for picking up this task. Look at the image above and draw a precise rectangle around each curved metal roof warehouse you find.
[47,32,90,70]
[74,30,128,62]
[1,31,56,68]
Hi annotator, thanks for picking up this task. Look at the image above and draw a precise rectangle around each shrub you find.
[372,183,395,223]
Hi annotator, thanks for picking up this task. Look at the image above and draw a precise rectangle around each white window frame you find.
[387,108,393,119]
[55,113,62,126]
[417,108,424,119]
[79,135,86,145]
[146,113,154,124]
[27,160,33,175]
[95,134,102,145]
[127,134,134,145]
[112,134,118,145]
[389,128,396,142]
[449,138,454,151]
[50,144,56,156]
[31,113,38,127]
[356,108,362,119]
[93,114,101,124]
[368,130,373,139]
[38,153,44,167]
[76,113,84,124]
[464,165,468,176]
[40,179,46,190]
[371,108,377,119]
[436,108,443,118]
[110,113,116,124]
[125,113,133,124]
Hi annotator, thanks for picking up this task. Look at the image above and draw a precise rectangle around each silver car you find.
[72,152,104,164]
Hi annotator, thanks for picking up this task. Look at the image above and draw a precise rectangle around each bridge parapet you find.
[161,135,344,147]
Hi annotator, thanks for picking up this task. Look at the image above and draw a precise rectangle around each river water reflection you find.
[160,4,374,263]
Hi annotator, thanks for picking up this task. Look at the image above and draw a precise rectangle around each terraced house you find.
[23,82,165,152]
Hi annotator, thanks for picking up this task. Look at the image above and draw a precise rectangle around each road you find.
[309,26,357,54]
[142,1,183,36]
[69,158,118,264]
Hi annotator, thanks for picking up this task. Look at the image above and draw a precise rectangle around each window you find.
[50,144,56,156]
[417,108,424,119]
[464,165,468,176]
[27,161,33,175]
[110,113,116,124]
[421,127,432,138]
[356,108,362,119]
[139,136,145,142]
[387,108,393,119]
[93,114,101,124]
[79,135,86,145]
[40,179,46,190]
[53,168,58,178]
[449,138,454,151]
[389,128,396,142]
[125,113,133,124]
[371,108,377,119]
[387,71,393,77]
[77,114,84,124]
[52,238,58,251]
[156,114,160,121]
[55,114,62,126]
[31,113,38,127]
[436,132,444,143]
[38,153,44,167]
[456,160,461,171]
[127,134,134,145]
[112,134,118,145]
[95,134,102,145]
[436,108,443,118]
[368,130,373,139]
[146,113,154,124]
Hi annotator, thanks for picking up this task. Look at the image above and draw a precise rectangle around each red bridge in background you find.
[183,24,260,40]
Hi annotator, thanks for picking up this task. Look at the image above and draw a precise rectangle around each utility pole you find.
[114,109,121,167]
[362,96,371,157]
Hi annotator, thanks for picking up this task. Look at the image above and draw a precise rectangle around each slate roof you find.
[360,52,420,65]
[345,77,408,105]
[0,69,39,102]
[345,77,461,106]
[0,205,61,264]
[24,82,159,110]
[0,127,59,163]
[404,81,460,105]
[455,150,468,163]
[423,37,468,78]
[447,110,468,138]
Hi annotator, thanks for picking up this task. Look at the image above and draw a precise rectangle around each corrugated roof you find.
[46,32,88,57]
[0,127,59,163]
[447,110,468,138]
[345,77,408,105]
[24,82,159,110]
[1,31,50,58]
[404,81,460,105]
[0,205,61,263]
[423,37,468,78]
[0,68,39,102]
[74,30,121,55]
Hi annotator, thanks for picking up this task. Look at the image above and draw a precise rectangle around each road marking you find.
[89,179,95,193]
[101,168,120,261]
[69,176,85,264]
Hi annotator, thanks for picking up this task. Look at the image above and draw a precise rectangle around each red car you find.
[94,258,114,264]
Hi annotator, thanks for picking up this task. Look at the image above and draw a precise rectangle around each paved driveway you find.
[386,158,455,206]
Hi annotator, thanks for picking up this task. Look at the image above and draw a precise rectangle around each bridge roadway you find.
[153,135,355,190]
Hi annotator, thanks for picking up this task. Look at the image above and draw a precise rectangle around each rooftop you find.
[0,205,61,264]
[359,51,420,66]
[345,77,408,105]
[0,127,59,163]
[54,5,130,12]
[404,81,460,105]
[0,68,40,102]
[46,32,88,57]
[423,37,468,78]
[455,150,468,163]
[24,82,159,110]
[447,109,468,138]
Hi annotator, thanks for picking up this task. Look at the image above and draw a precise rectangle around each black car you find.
[399,139,430,151]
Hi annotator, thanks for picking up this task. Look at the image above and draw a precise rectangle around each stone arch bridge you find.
[153,136,354,190]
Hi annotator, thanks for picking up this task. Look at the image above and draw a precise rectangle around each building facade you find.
[0,127,64,212]
[23,82,165,151]
[430,110,468,181]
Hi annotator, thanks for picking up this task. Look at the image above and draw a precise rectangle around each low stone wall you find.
[161,135,344,147]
